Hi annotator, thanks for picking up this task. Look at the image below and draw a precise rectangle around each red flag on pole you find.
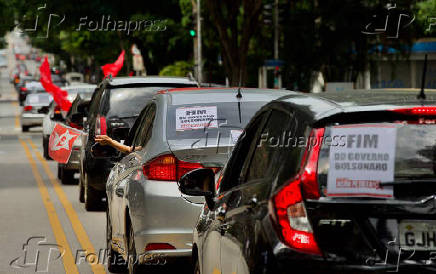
[39,57,72,111]
[48,123,81,164]
[101,50,125,78]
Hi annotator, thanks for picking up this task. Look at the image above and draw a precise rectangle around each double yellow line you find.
[19,138,106,274]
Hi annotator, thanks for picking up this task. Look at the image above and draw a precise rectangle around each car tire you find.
[43,135,52,160]
[79,177,85,203]
[107,208,126,273]
[57,165,62,179]
[84,173,102,211]
[22,125,29,132]
[61,168,76,185]
[127,222,140,274]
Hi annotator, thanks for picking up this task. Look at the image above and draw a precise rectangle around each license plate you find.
[399,220,436,250]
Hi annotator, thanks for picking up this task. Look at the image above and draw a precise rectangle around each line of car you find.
[35,73,436,273]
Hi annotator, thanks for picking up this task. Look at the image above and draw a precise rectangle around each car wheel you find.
[61,169,76,185]
[79,177,85,203]
[127,223,140,274]
[43,136,51,160]
[84,173,102,211]
[22,125,29,132]
[57,165,62,179]
[107,208,126,273]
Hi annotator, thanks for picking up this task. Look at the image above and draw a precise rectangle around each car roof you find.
[107,76,198,87]
[64,84,96,90]
[273,88,436,121]
[160,87,295,105]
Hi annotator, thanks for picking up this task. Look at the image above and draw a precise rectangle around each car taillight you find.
[142,154,204,181]
[95,115,107,135]
[271,128,324,256]
[390,107,436,116]
[20,87,27,92]
[145,243,175,251]
[24,106,32,111]
[54,105,61,115]
[69,121,82,130]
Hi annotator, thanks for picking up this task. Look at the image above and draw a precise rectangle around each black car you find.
[80,76,197,211]
[179,89,436,273]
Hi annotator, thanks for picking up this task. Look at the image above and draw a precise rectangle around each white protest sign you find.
[326,125,397,198]
[230,129,243,144]
[176,106,218,131]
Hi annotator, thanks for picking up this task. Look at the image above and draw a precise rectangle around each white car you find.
[42,84,96,160]
[21,93,53,132]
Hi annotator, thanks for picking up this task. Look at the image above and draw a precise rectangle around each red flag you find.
[101,50,125,78]
[48,123,81,164]
[39,57,72,111]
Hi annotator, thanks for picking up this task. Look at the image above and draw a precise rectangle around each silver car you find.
[21,93,53,132]
[104,87,292,272]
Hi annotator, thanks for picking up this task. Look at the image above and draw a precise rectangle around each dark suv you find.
[179,89,436,273]
[80,76,197,210]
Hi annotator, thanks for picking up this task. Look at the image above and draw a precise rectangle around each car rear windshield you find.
[317,123,436,197]
[101,87,169,118]
[166,101,266,140]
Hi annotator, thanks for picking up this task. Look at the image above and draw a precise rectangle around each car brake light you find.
[391,107,436,116]
[69,121,82,130]
[142,154,204,181]
[145,243,175,251]
[24,106,32,111]
[271,128,324,256]
[95,115,107,135]
[20,87,27,92]
[54,105,61,114]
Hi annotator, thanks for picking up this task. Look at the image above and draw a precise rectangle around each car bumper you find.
[21,114,45,127]
[131,180,203,261]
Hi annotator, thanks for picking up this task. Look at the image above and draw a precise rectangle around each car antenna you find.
[236,87,242,123]
[417,54,428,100]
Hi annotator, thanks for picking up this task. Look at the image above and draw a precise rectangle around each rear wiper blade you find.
[380,179,436,186]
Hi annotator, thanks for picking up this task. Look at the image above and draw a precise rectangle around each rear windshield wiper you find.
[380,179,436,186]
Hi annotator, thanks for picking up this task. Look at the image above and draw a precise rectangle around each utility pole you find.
[274,0,279,60]
[273,0,281,88]
[197,0,203,84]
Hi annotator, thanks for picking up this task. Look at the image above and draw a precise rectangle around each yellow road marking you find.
[27,139,106,274]
[213,268,221,274]
[19,139,79,274]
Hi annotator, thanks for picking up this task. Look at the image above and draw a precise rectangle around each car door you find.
[110,105,152,239]
[200,112,269,274]
[219,109,297,274]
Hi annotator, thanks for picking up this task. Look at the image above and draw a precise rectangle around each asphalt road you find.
[0,36,193,274]
[0,57,108,274]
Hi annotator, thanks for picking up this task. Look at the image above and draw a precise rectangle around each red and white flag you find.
[101,50,125,78]
[39,57,72,111]
[48,123,81,164]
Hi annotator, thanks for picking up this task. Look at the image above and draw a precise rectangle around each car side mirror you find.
[111,127,129,142]
[178,168,215,208]
[70,113,84,126]
[91,143,119,159]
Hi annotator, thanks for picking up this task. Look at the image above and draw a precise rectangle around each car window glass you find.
[131,106,150,147]
[134,104,156,149]
[244,110,293,183]
[218,112,269,193]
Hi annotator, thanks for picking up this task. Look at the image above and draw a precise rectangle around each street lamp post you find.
[197,0,202,84]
